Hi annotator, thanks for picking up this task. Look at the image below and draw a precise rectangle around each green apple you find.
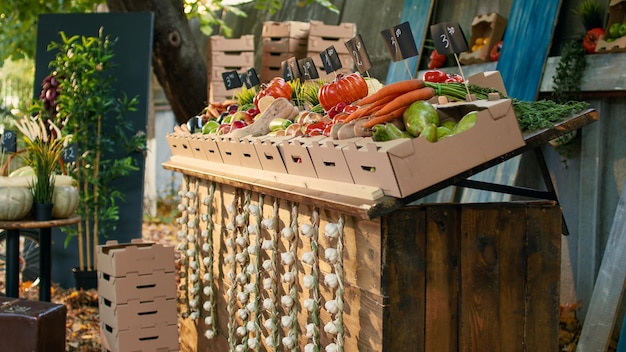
[202,120,220,134]
[619,22,626,38]
[609,22,621,38]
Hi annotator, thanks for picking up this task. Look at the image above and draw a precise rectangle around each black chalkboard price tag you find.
[298,58,319,80]
[380,21,419,62]
[288,57,302,81]
[247,68,260,87]
[345,34,372,73]
[1,129,17,153]
[222,70,243,90]
[62,142,78,163]
[320,46,342,74]
[430,22,469,55]
[239,72,251,89]
[281,60,293,81]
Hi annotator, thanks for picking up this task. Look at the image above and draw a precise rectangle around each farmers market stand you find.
[163,109,597,351]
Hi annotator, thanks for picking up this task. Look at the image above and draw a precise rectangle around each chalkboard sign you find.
[281,60,293,81]
[298,58,319,80]
[430,22,468,55]
[247,68,260,87]
[320,46,342,74]
[288,57,302,81]
[62,142,78,163]
[345,34,372,73]
[380,22,419,62]
[1,129,17,153]
[222,71,243,90]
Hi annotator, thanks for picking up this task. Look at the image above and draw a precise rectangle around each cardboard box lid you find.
[98,239,175,277]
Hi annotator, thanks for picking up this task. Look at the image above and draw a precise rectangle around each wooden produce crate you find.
[171,175,561,352]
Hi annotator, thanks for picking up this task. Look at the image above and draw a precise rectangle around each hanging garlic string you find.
[280,202,299,351]
[334,216,345,352]
[201,182,217,340]
[300,208,321,352]
[236,190,252,350]
[176,175,191,318]
[248,193,264,350]
[186,178,201,320]
[266,197,281,350]
[226,189,240,351]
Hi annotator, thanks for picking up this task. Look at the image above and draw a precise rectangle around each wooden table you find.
[0,214,80,301]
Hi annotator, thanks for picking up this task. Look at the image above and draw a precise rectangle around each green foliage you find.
[552,38,588,103]
[0,0,100,65]
[47,28,144,265]
[572,0,604,31]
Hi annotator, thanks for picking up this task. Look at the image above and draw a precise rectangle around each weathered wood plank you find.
[460,205,501,352]
[381,207,427,351]
[577,182,626,351]
[425,204,459,352]
[525,204,561,351]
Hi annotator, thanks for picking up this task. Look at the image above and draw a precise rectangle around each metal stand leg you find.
[533,148,569,235]
[39,228,52,302]
[6,229,20,298]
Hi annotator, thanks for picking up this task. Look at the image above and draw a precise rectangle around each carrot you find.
[342,94,398,123]
[372,87,435,117]
[362,105,410,128]
[357,79,424,106]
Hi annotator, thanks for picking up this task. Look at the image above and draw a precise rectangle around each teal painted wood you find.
[495,0,563,101]
[384,0,435,84]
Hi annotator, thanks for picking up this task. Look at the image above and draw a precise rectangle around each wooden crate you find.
[173,177,561,352]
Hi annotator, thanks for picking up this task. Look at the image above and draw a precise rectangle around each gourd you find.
[0,186,33,220]
[52,185,79,219]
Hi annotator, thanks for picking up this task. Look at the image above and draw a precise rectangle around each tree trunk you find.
[107,0,207,125]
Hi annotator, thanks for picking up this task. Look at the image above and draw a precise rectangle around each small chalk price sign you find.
[62,143,78,163]
[320,46,342,74]
[288,57,302,81]
[247,68,260,87]
[222,71,243,90]
[239,72,251,88]
[345,34,372,73]
[281,60,293,81]
[430,22,469,55]
[298,58,319,80]
[380,21,419,62]
[1,129,16,153]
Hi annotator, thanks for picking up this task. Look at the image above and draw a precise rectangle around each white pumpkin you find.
[52,185,80,219]
[0,186,33,220]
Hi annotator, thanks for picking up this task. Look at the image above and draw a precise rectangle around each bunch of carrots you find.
[341,79,435,128]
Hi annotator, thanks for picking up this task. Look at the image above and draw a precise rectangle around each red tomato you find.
[253,77,292,108]
[427,50,447,69]
[583,28,604,54]
[422,70,448,83]
[318,73,369,111]
[490,41,503,61]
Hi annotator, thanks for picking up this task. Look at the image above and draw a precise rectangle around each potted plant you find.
[12,114,72,220]
[42,27,145,287]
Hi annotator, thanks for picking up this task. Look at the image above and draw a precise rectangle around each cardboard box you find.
[260,65,283,82]
[308,35,352,55]
[343,98,525,198]
[278,136,322,178]
[459,13,507,64]
[596,0,626,53]
[309,20,357,39]
[210,65,246,82]
[253,135,292,173]
[97,240,175,277]
[215,135,264,169]
[262,21,310,39]
[209,35,254,52]
[98,269,177,303]
[191,134,223,163]
[307,137,355,183]
[211,51,255,68]
[99,296,177,331]
[166,133,194,158]
[209,82,239,103]
[262,37,308,54]
[261,51,293,69]
[101,322,178,352]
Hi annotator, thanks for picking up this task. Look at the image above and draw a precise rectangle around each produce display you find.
[168,69,590,198]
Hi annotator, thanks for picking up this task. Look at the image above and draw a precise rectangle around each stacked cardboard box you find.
[307,20,357,81]
[260,21,310,82]
[208,35,255,102]
[98,240,178,352]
